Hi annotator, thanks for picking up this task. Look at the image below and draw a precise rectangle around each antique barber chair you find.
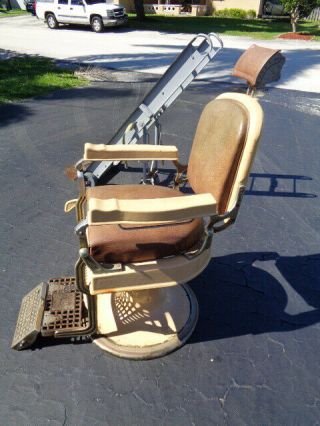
[12,92,264,359]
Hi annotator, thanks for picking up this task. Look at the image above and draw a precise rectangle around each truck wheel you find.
[91,16,103,33]
[46,13,59,29]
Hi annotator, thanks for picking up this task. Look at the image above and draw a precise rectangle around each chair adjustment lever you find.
[75,219,88,236]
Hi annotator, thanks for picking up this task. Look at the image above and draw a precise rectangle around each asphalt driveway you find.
[1,15,320,93]
[0,74,320,424]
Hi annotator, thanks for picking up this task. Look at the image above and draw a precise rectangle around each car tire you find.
[91,16,103,33]
[46,13,59,29]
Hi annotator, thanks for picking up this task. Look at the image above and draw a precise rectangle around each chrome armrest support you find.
[75,219,88,236]
[210,186,246,233]
[74,218,123,274]
[172,160,188,189]
[79,248,123,274]
[75,220,122,274]
[184,227,213,260]
[184,186,246,260]
[75,158,92,173]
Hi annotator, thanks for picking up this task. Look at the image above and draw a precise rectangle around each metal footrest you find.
[12,277,90,350]
[11,282,47,350]
[41,277,88,337]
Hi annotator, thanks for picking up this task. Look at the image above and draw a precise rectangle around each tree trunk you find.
[6,0,12,11]
[291,7,299,33]
[134,0,145,21]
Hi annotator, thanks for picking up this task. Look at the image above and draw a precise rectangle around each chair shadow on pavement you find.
[113,166,317,199]
[190,252,320,344]
[246,173,316,198]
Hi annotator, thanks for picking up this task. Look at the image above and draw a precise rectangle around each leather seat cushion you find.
[86,185,204,264]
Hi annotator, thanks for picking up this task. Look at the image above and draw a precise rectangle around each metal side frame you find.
[84,32,223,185]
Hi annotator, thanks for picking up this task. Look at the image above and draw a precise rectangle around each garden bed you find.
[278,32,315,40]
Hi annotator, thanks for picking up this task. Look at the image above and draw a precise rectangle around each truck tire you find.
[91,16,103,33]
[46,13,59,29]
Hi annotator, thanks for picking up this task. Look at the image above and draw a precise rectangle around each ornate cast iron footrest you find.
[11,282,47,350]
[12,277,92,351]
[41,277,88,337]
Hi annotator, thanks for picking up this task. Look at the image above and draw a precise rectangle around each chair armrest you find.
[87,193,217,225]
[84,143,179,161]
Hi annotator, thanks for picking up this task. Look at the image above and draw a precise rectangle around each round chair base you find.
[93,284,199,360]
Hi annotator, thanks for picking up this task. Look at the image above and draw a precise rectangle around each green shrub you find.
[213,8,256,19]
[246,9,256,19]
[213,8,247,18]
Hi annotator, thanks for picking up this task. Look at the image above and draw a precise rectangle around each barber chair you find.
[12,92,264,359]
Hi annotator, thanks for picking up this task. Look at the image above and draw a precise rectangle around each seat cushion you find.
[86,185,204,264]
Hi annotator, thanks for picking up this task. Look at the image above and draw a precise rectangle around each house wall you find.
[116,0,264,15]
[115,0,133,12]
[115,0,161,13]
[211,0,263,16]
[143,3,208,16]
[308,7,320,20]
[4,0,26,9]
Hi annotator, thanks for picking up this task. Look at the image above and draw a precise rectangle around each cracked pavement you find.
[0,75,320,425]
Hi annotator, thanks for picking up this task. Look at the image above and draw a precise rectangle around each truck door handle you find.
[70,7,73,9]
[58,6,61,8]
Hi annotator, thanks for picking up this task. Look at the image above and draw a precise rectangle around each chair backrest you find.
[187,93,264,215]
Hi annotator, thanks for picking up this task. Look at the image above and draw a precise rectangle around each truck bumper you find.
[102,15,128,27]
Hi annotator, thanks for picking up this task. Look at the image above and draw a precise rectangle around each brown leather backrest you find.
[187,98,249,215]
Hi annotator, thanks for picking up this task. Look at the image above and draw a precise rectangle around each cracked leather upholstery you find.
[188,99,249,214]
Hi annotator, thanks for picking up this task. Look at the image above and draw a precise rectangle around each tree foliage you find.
[280,0,320,32]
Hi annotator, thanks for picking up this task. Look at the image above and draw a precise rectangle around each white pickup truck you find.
[36,0,128,32]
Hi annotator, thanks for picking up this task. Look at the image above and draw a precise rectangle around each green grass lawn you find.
[0,56,88,103]
[128,15,320,40]
[0,7,28,17]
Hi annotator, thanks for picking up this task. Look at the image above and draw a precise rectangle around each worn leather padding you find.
[86,185,204,263]
[232,44,281,87]
[188,99,248,214]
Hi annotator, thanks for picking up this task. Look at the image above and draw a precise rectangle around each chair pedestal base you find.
[93,284,198,360]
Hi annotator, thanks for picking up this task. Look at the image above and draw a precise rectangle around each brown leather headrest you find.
[233,44,285,89]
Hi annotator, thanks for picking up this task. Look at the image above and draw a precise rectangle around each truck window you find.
[85,0,106,4]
